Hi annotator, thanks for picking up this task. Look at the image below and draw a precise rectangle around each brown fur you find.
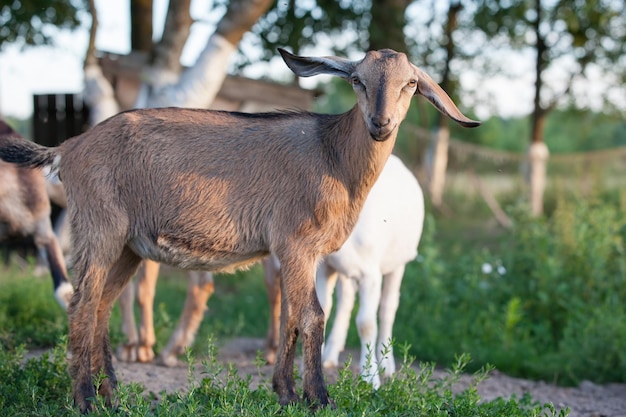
[0,121,72,309]
[0,49,478,413]
[117,260,214,366]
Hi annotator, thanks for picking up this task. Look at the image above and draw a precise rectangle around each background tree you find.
[0,0,83,49]
[243,0,410,68]
[85,0,274,125]
[473,0,626,216]
[405,0,468,209]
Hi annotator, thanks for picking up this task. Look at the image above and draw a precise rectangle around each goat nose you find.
[371,116,391,129]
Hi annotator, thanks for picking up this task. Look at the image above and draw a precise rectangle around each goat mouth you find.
[369,126,396,142]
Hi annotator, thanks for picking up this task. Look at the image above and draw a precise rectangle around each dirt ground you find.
[112,337,626,417]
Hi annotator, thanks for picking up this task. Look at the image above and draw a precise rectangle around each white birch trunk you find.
[138,34,236,109]
[83,64,120,125]
[429,125,450,208]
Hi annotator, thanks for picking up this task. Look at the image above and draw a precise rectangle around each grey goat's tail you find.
[0,135,60,170]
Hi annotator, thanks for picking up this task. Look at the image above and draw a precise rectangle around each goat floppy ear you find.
[413,66,481,128]
[279,48,356,80]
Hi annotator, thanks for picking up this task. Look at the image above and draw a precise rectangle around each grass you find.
[0,339,566,416]
[0,255,569,416]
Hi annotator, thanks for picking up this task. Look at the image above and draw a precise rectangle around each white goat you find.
[0,48,478,412]
[264,154,424,388]
[0,120,73,309]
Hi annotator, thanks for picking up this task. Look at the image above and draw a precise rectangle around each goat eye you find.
[407,79,417,88]
[351,76,361,86]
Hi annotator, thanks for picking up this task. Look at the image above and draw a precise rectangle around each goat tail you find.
[0,135,61,170]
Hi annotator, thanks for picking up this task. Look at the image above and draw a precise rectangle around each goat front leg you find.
[272,257,332,408]
[322,273,356,369]
[158,270,214,367]
[377,265,406,379]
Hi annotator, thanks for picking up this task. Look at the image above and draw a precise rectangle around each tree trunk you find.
[427,1,461,208]
[429,124,449,207]
[131,0,153,53]
[529,0,549,216]
[134,0,193,108]
[141,0,273,109]
[84,0,273,121]
[369,0,410,52]
[83,0,119,125]
[528,141,549,217]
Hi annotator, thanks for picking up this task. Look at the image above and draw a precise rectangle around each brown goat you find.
[0,120,73,309]
[0,48,478,412]
[116,260,214,366]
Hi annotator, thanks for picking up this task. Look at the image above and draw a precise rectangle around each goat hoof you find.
[304,390,335,410]
[322,358,338,369]
[278,391,300,407]
[265,350,276,365]
[137,346,155,363]
[116,345,137,362]
[54,282,74,311]
[157,354,184,368]
[74,380,97,414]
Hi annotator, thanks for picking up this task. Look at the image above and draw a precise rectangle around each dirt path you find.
[113,337,626,417]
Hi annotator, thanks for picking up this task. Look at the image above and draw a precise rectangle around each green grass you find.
[0,340,565,416]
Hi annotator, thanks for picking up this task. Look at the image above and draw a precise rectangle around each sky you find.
[0,0,620,121]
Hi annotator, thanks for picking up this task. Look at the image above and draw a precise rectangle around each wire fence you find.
[398,124,626,201]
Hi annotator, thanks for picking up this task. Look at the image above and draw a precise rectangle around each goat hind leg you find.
[136,260,160,362]
[67,263,110,413]
[158,270,214,367]
[92,247,142,407]
[116,280,138,362]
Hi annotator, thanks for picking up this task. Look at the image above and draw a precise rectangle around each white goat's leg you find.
[356,272,383,389]
[322,273,356,369]
[116,280,138,362]
[136,259,160,362]
[157,270,214,367]
[377,265,406,379]
[315,264,336,320]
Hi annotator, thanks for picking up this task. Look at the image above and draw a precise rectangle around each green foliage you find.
[0,339,564,416]
[0,0,84,49]
[233,0,370,68]
[0,341,73,415]
[394,191,626,385]
[0,264,68,350]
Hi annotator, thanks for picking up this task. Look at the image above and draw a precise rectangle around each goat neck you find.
[320,105,396,206]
